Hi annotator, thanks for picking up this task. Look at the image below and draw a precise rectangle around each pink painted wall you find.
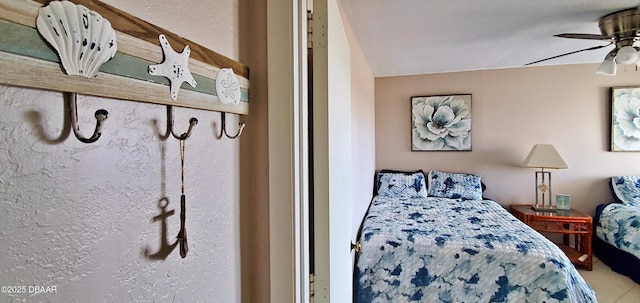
[375,64,640,214]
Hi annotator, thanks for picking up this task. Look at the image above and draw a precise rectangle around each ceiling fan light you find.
[597,58,617,75]
[615,46,639,65]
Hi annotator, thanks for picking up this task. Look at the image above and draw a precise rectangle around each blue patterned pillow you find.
[611,176,640,207]
[376,171,427,198]
[427,170,482,200]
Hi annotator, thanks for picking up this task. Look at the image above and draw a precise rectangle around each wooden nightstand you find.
[510,204,593,271]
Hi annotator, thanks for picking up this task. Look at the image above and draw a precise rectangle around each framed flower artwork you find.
[611,87,640,151]
[411,94,472,151]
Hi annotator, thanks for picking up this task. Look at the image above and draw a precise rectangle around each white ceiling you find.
[340,0,640,77]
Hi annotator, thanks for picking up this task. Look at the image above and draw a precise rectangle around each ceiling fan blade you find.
[555,33,613,40]
[525,43,613,66]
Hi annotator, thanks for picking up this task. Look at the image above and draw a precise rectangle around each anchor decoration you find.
[144,198,178,260]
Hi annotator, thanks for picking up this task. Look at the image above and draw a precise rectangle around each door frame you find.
[267,0,352,302]
[311,0,353,301]
[267,0,311,302]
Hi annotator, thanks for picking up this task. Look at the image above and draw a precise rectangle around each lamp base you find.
[531,205,557,212]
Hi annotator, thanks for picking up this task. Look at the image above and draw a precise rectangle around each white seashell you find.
[215,68,241,105]
[36,0,117,78]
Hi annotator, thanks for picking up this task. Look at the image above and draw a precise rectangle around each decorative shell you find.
[36,0,117,78]
[215,68,241,105]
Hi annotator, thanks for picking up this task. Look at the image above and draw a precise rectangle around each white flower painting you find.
[411,94,471,151]
[612,87,640,151]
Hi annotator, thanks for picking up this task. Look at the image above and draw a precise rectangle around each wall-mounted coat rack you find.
[0,0,250,117]
[0,0,249,258]
[218,112,245,139]
[167,105,198,140]
[68,92,109,143]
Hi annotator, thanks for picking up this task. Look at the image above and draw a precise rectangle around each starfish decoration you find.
[148,34,197,101]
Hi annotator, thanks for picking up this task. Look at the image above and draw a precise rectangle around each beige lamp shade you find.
[522,144,568,169]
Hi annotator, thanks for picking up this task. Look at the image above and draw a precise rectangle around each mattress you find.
[354,196,596,303]
[595,202,640,260]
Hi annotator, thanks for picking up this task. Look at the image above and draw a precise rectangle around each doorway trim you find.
[267,0,311,302]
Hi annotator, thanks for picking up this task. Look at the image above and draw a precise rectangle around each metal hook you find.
[168,105,198,140]
[68,92,108,143]
[219,112,245,139]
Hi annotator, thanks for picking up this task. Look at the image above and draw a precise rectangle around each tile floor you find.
[578,257,640,303]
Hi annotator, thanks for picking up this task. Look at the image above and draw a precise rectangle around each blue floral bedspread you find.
[354,197,596,303]
[596,203,640,259]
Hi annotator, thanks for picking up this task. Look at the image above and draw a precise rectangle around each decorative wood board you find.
[0,0,250,114]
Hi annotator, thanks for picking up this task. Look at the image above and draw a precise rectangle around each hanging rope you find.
[178,138,188,258]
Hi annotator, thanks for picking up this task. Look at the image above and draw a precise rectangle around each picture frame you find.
[611,87,640,151]
[556,194,570,210]
[411,94,472,151]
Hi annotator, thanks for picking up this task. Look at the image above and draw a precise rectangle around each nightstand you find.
[510,204,593,271]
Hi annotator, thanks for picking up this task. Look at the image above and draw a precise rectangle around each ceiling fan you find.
[526,6,640,75]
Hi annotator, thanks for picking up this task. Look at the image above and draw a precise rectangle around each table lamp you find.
[522,144,568,211]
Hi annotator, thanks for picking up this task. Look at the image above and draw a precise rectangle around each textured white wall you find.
[0,86,240,302]
[0,85,242,302]
[0,1,243,302]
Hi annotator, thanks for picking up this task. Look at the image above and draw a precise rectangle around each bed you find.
[593,176,640,284]
[354,170,596,303]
